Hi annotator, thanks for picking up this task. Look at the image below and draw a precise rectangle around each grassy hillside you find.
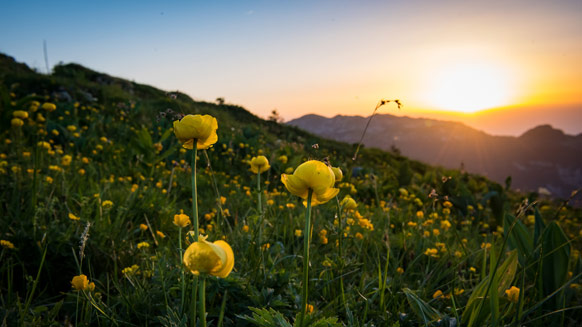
[1,53,581,326]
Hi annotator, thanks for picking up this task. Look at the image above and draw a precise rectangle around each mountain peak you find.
[519,124,565,140]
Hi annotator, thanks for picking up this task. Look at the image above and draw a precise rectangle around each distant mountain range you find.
[288,114,582,199]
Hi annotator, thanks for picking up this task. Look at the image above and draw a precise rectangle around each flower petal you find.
[281,174,308,199]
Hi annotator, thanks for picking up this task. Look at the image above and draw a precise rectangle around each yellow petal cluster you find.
[41,102,57,112]
[173,114,218,150]
[249,155,270,174]
[331,167,343,182]
[505,286,520,303]
[71,274,95,291]
[173,213,191,228]
[281,160,339,206]
[183,235,234,278]
[340,195,357,211]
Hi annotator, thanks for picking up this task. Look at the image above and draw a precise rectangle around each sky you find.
[1,0,581,136]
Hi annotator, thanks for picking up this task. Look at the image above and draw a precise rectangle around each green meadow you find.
[1,55,581,326]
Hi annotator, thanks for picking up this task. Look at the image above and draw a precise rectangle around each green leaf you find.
[402,288,442,325]
[504,214,533,266]
[533,207,546,246]
[237,307,293,327]
[541,222,571,309]
[463,250,518,327]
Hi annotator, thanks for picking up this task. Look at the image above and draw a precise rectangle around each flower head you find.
[41,102,57,112]
[505,286,520,303]
[173,213,191,228]
[183,235,234,278]
[173,114,218,150]
[280,160,339,206]
[331,167,343,182]
[11,118,24,127]
[249,155,270,174]
[13,110,29,119]
[71,274,95,291]
[340,195,357,211]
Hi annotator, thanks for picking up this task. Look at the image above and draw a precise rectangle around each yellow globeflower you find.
[183,235,234,278]
[41,102,57,112]
[71,274,95,291]
[280,160,339,206]
[13,110,29,119]
[11,118,24,127]
[331,167,343,182]
[249,155,270,174]
[173,114,218,150]
[505,286,520,303]
[340,195,357,211]
[173,213,191,228]
[278,155,288,164]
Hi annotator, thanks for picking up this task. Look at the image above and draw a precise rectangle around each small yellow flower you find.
[102,200,113,208]
[355,232,364,240]
[183,235,234,278]
[340,195,357,211]
[433,290,443,299]
[156,231,166,239]
[295,229,303,237]
[173,114,218,150]
[220,196,226,205]
[249,155,270,174]
[416,211,424,219]
[173,213,191,228]
[443,201,453,208]
[469,267,477,273]
[13,110,29,119]
[505,286,520,303]
[242,225,249,233]
[306,304,314,313]
[137,242,150,249]
[440,220,451,231]
[1,240,15,249]
[139,224,148,231]
[69,213,80,221]
[71,274,94,291]
[61,155,72,166]
[331,167,343,182]
[261,243,270,251]
[396,267,404,274]
[424,248,439,257]
[278,155,288,164]
[41,102,56,112]
[281,160,339,206]
[11,118,24,127]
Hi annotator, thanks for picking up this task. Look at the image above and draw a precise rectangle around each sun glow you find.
[424,62,514,113]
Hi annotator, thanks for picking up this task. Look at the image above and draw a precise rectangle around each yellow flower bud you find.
[249,155,270,174]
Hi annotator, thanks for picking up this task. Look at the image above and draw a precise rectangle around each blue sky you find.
[1,0,581,135]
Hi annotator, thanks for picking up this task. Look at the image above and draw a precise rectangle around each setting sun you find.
[424,62,514,113]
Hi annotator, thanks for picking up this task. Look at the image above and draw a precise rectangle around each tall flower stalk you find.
[281,160,339,326]
[173,114,219,326]
[299,190,313,326]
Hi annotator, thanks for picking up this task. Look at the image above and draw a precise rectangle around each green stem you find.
[298,189,313,327]
[335,196,347,314]
[179,227,185,313]
[192,143,199,239]
[199,275,207,327]
[191,277,199,327]
[257,171,262,216]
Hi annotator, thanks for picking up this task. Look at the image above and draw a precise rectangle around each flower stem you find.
[179,227,185,313]
[257,171,262,216]
[335,196,347,314]
[299,189,313,327]
[192,143,199,239]
[199,275,207,327]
